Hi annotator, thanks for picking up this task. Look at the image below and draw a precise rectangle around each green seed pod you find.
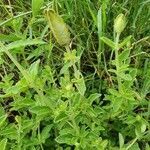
[114,14,126,34]
[44,9,70,46]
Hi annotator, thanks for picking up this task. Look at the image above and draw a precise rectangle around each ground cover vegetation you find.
[0,0,150,149]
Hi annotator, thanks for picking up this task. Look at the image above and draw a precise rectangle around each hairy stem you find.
[115,33,122,92]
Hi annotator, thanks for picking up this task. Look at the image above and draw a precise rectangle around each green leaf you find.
[55,134,76,145]
[87,93,101,105]
[118,64,129,72]
[0,139,7,150]
[41,125,53,143]
[100,37,115,49]
[108,69,117,74]
[109,88,121,97]
[30,106,51,116]
[28,59,40,80]
[75,77,86,96]
[60,62,72,75]
[145,143,150,150]
[127,142,140,150]
[119,73,132,81]
[119,133,124,148]
[5,39,45,50]
[11,98,35,110]
[54,112,68,123]
[0,34,21,42]
[141,124,146,133]
[32,0,44,17]
[0,124,17,140]
[119,35,132,48]
[0,114,7,128]
[119,49,130,62]
[112,97,123,112]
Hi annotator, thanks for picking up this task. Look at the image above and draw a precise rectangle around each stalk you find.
[115,33,122,92]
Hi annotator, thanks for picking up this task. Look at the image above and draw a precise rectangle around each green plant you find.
[0,0,149,150]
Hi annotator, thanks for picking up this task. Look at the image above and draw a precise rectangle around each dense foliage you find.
[0,0,150,149]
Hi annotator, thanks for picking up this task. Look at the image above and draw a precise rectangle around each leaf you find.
[126,142,140,150]
[0,34,21,42]
[108,69,117,74]
[0,139,7,150]
[60,62,72,75]
[118,64,129,72]
[119,133,124,148]
[0,124,17,140]
[75,77,86,96]
[28,59,40,80]
[109,88,121,97]
[11,98,35,110]
[41,125,53,143]
[112,97,123,112]
[119,73,132,81]
[87,93,101,105]
[54,112,68,123]
[0,114,7,128]
[119,35,132,48]
[141,124,146,133]
[145,143,150,150]
[6,39,45,50]
[100,37,115,49]
[32,0,44,17]
[30,106,51,116]
[55,134,76,145]
[119,49,130,62]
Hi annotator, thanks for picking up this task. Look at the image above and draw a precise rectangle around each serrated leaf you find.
[6,39,45,50]
[32,0,44,17]
[0,139,7,150]
[100,37,115,49]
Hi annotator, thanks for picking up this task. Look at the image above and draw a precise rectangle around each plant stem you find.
[115,33,122,92]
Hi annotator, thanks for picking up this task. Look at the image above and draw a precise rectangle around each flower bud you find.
[44,9,70,46]
[114,14,126,34]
